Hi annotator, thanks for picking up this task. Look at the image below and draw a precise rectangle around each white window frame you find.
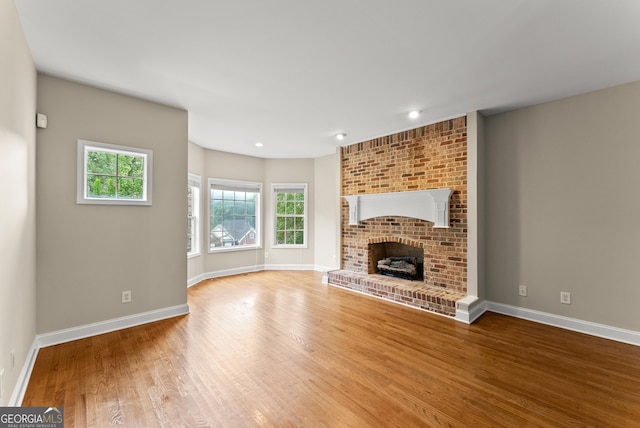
[272,183,308,249]
[187,174,201,258]
[208,178,262,253]
[77,139,153,206]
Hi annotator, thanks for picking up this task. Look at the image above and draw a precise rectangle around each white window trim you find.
[77,139,153,206]
[208,178,262,253]
[272,183,308,249]
[187,173,201,258]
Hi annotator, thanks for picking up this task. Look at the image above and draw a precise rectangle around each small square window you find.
[77,140,152,206]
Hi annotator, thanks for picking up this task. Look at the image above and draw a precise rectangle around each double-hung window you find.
[273,183,307,247]
[187,174,201,257]
[209,179,261,251]
[77,140,152,206]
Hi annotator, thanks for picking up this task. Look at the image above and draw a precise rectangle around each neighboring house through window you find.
[187,174,201,257]
[77,140,152,206]
[273,183,307,247]
[209,178,261,251]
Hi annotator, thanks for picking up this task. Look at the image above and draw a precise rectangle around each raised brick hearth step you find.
[327,270,466,317]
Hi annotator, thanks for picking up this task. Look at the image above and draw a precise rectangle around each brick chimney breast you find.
[339,117,467,294]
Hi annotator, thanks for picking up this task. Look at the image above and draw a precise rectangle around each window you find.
[77,140,152,205]
[209,179,261,251]
[187,174,201,257]
[273,183,307,247]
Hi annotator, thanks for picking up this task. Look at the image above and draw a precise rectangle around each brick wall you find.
[341,116,467,293]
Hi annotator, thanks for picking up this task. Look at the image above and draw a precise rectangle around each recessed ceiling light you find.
[255,142,263,147]
[335,133,347,141]
[408,110,421,119]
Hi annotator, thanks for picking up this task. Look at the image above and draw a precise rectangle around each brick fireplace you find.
[327,116,467,316]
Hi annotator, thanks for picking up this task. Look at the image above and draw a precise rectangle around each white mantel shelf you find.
[342,189,453,228]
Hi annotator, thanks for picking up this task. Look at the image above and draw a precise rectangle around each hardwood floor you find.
[23,271,640,427]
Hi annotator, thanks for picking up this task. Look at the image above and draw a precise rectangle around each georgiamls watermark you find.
[0,407,63,428]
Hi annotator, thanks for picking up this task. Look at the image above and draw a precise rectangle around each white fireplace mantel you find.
[342,189,453,228]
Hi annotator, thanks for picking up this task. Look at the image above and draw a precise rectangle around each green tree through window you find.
[87,150,145,199]
[77,140,152,206]
[273,184,307,246]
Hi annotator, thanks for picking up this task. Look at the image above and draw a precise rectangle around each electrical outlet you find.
[560,291,571,305]
[518,285,528,297]
[11,349,15,369]
[121,291,132,303]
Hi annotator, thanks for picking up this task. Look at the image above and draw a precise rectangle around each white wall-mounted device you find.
[36,113,48,129]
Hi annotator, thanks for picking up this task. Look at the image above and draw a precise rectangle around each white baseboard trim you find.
[264,264,315,271]
[187,272,210,287]
[314,265,339,273]
[187,266,263,287]
[486,301,640,347]
[37,304,190,348]
[188,265,339,287]
[469,303,488,323]
[9,338,39,406]
[454,295,486,324]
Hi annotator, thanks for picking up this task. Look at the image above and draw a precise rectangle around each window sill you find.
[77,198,152,206]
[187,252,201,259]
[208,245,262,254]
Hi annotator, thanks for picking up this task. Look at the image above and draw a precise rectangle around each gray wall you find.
[36,75,188,333]
[313,151,341,271]
[0,0,37,405]
[485,81,640,331]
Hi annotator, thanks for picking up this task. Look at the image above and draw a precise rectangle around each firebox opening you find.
[368,242,424,281]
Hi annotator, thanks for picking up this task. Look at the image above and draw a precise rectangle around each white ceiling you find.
[14,0,640,159]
